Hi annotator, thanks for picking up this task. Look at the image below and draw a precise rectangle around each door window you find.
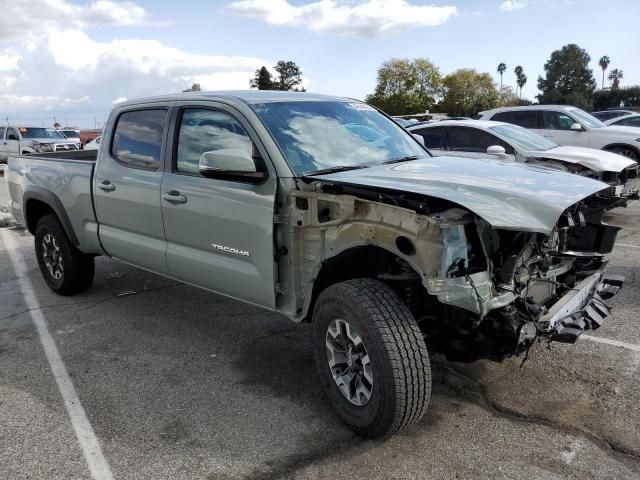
[614,116,640,127]
[542,111,576,130]
[447,127,513,154]
[0,127,5,140]
[413,127,444,149]
[111,109,166,170]
[175,109,253,175]
[6,127,19,140]
[492,111,538,128]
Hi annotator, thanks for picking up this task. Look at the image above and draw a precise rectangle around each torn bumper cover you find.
[535,272,624,344]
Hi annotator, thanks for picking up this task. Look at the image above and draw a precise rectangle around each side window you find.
[0,127,5,140]
[176,108,253,175]
[6,127,19,140]
[492,111,538,129]
[447,127,513,154]
[542,111,576,130]
[112,109,166,170]
[617,117,640,127]
[413,127,443,149]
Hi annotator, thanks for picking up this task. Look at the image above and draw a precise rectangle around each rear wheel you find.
[35,214,94,295]
[312,278,431,438]
[607,146,639,161]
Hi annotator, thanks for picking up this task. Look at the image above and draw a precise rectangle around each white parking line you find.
[0,229,114,480]
[617,243,640,250]
[582,334,640,353]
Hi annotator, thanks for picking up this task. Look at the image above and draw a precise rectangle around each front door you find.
[5,127,20,158]
[93,106,170,273]
[445,126,516,161]
[541,111,590,147]
[161,105,277,309]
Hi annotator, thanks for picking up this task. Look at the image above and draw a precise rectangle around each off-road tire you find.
[35,214,94,295]
[312,278,431,438]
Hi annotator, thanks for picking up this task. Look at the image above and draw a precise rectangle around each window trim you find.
[109,107,169,172]
[170,105,270,183]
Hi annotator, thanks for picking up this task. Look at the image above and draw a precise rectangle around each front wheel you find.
[312,279,431,438]
[607,146,639,161]
[35,214,94,295]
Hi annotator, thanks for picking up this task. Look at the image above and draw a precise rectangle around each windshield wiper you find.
[302,165,368,177]
[382,155,421,165]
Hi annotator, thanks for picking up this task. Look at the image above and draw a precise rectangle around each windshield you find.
[60,130,79,138]
[490,124,557,151]
[19,128,65,139]
[251,101,428,175]
[569,108,606,128]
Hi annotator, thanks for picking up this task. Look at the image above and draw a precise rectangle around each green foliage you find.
[497,62,507,89]
[608,68,623,90]
[365,58,443,115]
[440,69,498,117]
[250,66,274,90]
[599,55,610,89]
[593,86,640,111]
[249,61,306,91]
[496,87,531,107]
[182,83,201,92]
[537,44,597,109]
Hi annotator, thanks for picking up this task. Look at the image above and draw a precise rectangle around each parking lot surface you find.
[1,168,639,479]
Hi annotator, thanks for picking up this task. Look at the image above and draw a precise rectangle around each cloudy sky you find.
[1,0,638,127]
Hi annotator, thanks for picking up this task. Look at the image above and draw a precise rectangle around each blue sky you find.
[1,0,638,127]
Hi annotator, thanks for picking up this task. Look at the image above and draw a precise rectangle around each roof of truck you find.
[117,90,356,107]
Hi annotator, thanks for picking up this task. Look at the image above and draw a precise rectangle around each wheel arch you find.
[303,244,422,322]
[23,187,79,245]
[601,143,640,160]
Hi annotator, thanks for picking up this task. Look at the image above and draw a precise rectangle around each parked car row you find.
[0,126,79,163]
[5,91,629,439]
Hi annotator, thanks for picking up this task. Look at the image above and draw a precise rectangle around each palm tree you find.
[514,65,524,97]
[598,56,610,90]
[497,62,507,90]
[608,68,623,89]
[517,74,527,99]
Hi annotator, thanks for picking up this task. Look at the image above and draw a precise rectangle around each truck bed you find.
[7,152,103,255]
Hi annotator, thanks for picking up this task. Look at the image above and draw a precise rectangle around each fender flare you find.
[601,143,640,159]
[23,186,80,245]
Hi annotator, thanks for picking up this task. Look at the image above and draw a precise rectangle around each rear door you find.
[541,110,590,147]
[93,105,170,273]
[161,103,278,309]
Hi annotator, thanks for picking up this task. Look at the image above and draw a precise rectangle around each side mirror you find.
[7,134,19,141]
[198,148,266,184]
[570,122,584,131]
[487,145,506,156]
[412,133,425,146]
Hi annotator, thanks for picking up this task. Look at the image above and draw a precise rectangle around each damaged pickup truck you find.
[7,92,624,439]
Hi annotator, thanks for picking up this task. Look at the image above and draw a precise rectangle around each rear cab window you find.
[111,109,167,170]
[492,111,539,129]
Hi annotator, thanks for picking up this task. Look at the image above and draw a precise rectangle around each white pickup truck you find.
[0,126,78,163]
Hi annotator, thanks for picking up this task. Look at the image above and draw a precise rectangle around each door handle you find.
[98,181,116,192]
[162,191,188,204]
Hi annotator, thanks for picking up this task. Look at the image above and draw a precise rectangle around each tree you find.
[250,66,274,90]
[497,86,531,107]
[440,69,498,117]
[517,73,527,98]
[514,65,523,97]
[273,60,305,91]
[53,121,61,129]
[599,56,610,90]
[365,58,443,115]
[608,68,623,89]
[497,62,507,90]
[182,83,201,92]
[537,44,597,109]
[593,85,640,110]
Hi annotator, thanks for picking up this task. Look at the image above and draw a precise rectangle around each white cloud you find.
[227,0,458,37]
[499,0,529,12]
[0,0,150,43]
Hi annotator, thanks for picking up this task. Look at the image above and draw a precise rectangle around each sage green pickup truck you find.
[7,91,624,438]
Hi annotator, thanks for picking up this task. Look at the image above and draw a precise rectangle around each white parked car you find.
[56,129,81,149]
[84,135,101,150]
[478,105,640,161]
[604,114,640,128]
[408,119,639,208]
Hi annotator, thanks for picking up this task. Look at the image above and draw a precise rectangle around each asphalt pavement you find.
[1,167,639,479]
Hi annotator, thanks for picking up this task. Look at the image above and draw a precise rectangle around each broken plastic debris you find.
[107,272,124,279]
[115,290,136,297]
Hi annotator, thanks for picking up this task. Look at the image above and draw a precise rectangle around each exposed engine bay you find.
[280,178,625,363]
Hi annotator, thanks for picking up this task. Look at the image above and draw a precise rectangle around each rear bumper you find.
[537,272,624,343]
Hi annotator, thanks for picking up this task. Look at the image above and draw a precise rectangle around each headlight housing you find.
[35,143,53,152]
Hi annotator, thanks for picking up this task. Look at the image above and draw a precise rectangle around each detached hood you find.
[313,157,608,234]
[535,145,636,172]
